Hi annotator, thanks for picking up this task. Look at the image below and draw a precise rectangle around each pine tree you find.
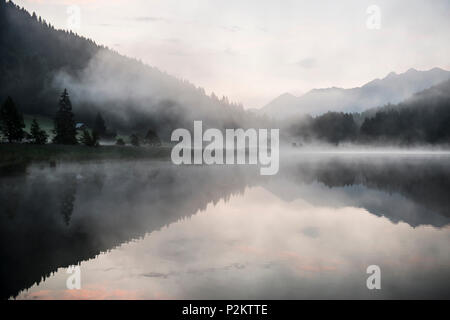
[80,129,93,146]
[116,138,125,146]
[91,129,99,146]
[143,128,161,146]
[30,118,48,144]
[130,133,140,146]
[93,112,107,137]
[80,129,99,147]
[53,89,77,145]
[0,97,25,142]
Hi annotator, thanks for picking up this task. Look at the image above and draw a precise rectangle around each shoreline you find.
[2,143,450,168]
[0,144,172,167]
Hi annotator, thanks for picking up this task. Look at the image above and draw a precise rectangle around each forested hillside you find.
[359,79,450,144]
[289,79,450,145]
[0,1,262,139]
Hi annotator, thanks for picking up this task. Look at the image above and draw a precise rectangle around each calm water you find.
[1,154,449,299]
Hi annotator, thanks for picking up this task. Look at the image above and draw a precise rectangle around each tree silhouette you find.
[80,129,99,147]
[0,96,25,142]
[312,112,357,144]
[130,133,140,146]
[59,174,77,226]
[92,129,99,146]
[143,128,161,146]
[293,111,357,144]
[30,118,48,144]
[116,138,125,146]
[53,89,77,145]
[93,112,107,137]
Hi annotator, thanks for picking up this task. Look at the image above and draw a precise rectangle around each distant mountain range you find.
[260,68,450,120]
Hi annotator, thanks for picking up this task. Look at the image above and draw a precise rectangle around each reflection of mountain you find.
[1,156,449,299]
[267,155,450,227]
[0,161,260,300]
[261,68,450,119]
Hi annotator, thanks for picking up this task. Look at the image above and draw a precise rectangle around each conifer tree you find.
[80,129,92,146]
[53,89,77,145]
[80,129,99,147]
[91,129,99,146]
[0,96,25,142]
[30,118,48,144]
[116,138,125,146]
[130,133,140,146]
[143,128,161,146]
[93,112,107,137]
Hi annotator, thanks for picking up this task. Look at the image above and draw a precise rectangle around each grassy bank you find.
[0,143,172,165]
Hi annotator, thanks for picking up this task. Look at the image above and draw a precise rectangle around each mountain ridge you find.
[261,67,450,119]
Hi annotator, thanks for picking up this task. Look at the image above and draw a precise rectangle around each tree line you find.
[0,89,161,147]
[289,79,450,145]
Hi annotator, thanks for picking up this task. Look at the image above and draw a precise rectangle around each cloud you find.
[220,25,242,33]
[142,272,170,279]
[132,16,170,23]
[297,58,317,69]
[301,226,320,238]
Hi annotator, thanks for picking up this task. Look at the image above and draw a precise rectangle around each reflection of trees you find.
[0,161,257,300]
[1,185,21,220]
[282,156,450,222]
[59,174,77,226]
[0,163,28,219]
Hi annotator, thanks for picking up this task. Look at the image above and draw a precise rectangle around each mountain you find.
[0,1,260,139]
[261,68,450,120]
[288,78,450,145]
[358,78,450,143]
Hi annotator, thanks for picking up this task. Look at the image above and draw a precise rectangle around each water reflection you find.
[274,154,450,227]
[1,154,449,299]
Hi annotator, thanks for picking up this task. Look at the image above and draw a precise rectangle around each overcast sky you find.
[13,0,450,108]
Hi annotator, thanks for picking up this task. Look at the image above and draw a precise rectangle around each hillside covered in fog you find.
[0,1,263,139]
[288,79,450,145]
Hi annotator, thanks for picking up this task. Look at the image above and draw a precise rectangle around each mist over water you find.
[1,153,449,299]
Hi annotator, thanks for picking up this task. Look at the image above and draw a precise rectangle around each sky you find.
[12,0,450,108]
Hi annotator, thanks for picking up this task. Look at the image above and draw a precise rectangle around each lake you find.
[1,152,449,299]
